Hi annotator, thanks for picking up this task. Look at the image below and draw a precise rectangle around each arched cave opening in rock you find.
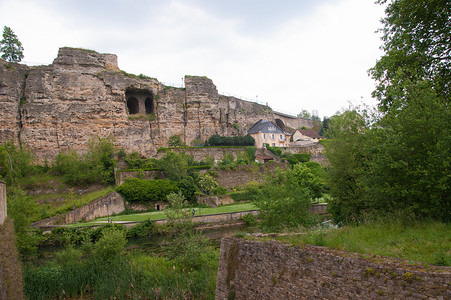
[145,97,154,114]
[275,118,286,131]
[127,97,139,114]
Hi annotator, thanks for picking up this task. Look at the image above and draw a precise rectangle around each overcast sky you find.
[0,0,386,118]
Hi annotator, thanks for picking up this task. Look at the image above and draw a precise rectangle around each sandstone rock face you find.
[0,47,315,161]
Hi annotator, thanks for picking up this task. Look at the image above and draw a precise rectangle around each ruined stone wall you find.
[0,181,5,225]
[0,47,318,161]
[216,237,451,300]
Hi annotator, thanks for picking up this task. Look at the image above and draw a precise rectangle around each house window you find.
[271,134,275,140]
[272,143,275,147]
[279,134,283,140]
[263,134,266,139]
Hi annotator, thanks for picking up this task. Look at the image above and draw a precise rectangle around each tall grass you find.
[23,253,218,299]
[277,214,451,266]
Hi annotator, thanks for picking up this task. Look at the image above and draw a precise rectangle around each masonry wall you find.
[32,192,125,227]
[155,147,252,162]
[0,181,6,225]
[214,162,289,188]
[216,237,451,300]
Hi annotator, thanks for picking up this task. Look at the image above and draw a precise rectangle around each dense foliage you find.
[53,137,116,185]
[255,164,323,231]
[0,142,36,185]
[370,0,450,111]
[116,178,179,203]
[325,0,450,223]
[207,134,255,146]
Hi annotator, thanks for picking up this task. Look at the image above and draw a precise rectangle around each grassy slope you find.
[18,173,115,221]
[275,218,451,266]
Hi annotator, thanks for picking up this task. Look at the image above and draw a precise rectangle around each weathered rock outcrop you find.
[0,47,314,161]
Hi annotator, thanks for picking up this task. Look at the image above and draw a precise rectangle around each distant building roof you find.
[295,129,323,139]
[248,119,286,135]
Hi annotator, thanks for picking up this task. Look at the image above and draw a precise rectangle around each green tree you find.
[369,0,450,111]
[197,173,218,195]
[158,151,188,181]
[323,109,371,223]
[325,1,450,223]
[0,26,24,62]
[318,117,330,137]
[255,165,322,231]
[297,109,311,120]
[168,135,186,147]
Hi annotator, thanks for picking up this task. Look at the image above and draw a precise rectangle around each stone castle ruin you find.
[0,47,314,161]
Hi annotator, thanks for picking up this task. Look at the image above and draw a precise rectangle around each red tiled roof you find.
[297,129,323,139]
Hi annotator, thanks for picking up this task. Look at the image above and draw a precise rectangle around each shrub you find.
[93,227,127,261]
[178,176,198,203]
[207,134,255,146]
[168,135,186,147]
[54,245,83,266]
[0,141,36,185]
[241,213,257,226]
[53,136,116,185]
[116,178,179,203]
[292,153,311,163]
[266,145,282,157]
[158,151,189,181]
[198,173,218,195]
[211,185,227,195]
[124,152,146,169]
[126,220,154,238]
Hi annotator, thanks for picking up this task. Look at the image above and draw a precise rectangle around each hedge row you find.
[207,134,255,146]
[116,178,179,203]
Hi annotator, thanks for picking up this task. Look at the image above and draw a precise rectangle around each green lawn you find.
[87,202,257,223]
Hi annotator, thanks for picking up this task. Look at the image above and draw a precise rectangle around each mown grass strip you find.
[88,202,257,223]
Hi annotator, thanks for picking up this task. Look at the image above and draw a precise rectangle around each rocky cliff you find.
[0,47,314,161]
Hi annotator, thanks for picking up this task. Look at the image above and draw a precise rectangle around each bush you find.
[292,153,311,163]
[241,213,257,226]
[211,185,227,195]
[126,220,154,238]
[207,134,255,146]
[53,136,116,185]
[116,178,179,203]
[0,142,37,185]
[266,145,282,157]
[54,245,83,266]
[158,151,189,181]
[168,135,186,147]
[93,227,127,261]
[198,173,218,195]
[178,176,198,203]
[124,152,146,169]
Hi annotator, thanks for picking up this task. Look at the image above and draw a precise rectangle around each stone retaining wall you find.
[0,180,6,225]
[214,162,289,188]
[215,237,450,300]
[32,192,125,227]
